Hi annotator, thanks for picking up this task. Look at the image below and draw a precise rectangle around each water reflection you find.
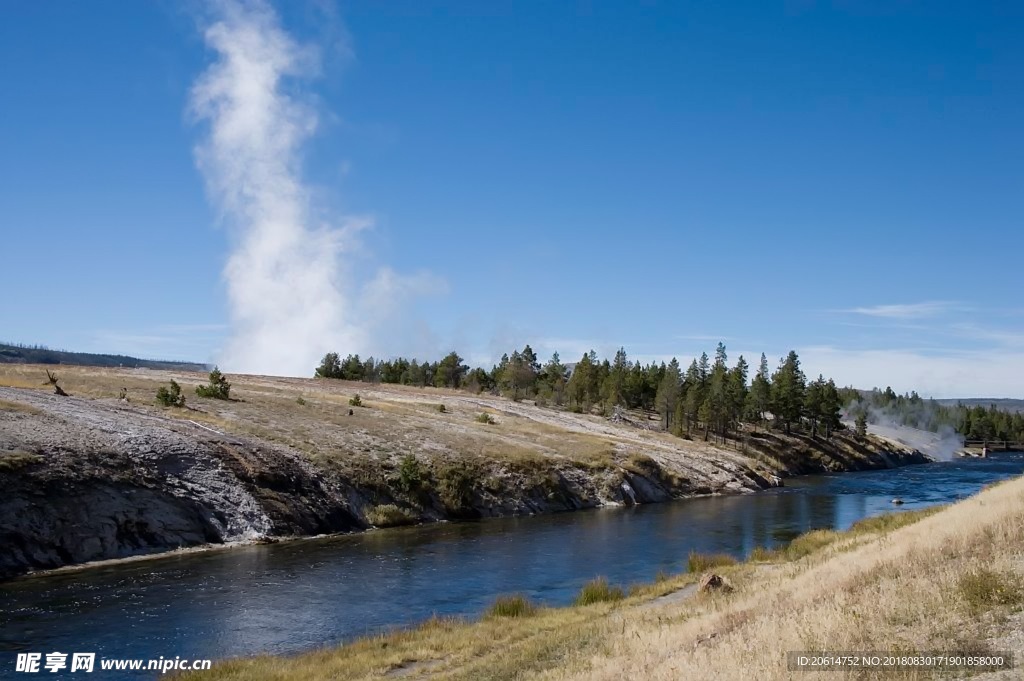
[1,454,1022,679]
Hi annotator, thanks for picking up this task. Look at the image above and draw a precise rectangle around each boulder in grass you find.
[698,573,734,593]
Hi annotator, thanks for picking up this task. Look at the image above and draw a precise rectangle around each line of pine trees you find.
[315,343,845,443]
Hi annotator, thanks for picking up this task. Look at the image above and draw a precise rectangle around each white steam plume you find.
[190,0,369,376]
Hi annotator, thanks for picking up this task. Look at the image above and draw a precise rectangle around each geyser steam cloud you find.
[190,0,367,376]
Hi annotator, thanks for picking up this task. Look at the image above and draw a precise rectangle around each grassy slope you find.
[0,363,913,492]
[178,477,1024,681]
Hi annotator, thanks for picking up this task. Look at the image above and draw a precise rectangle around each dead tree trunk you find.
[44,370,69,397]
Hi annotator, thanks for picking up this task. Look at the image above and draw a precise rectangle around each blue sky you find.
[1,1,1022,397]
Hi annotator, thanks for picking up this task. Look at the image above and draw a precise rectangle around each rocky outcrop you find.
[0,389,369,579]
[0,387,925,580]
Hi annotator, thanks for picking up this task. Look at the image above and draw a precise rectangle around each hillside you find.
[0,342,207,371]
[0,364,925,579]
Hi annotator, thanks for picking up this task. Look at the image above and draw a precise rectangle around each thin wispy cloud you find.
[949,323,1024,348]
[845,301,960,320]
[674,334,733,342]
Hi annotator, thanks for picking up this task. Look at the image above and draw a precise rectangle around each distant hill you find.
[0,342,208,372]
[934,398,1024,414]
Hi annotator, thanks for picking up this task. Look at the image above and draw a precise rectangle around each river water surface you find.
[3,454,1023,678]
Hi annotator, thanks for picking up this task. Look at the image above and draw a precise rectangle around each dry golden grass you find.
[0,398,41,414]
[687,551,739,573]
[178,478,1024,681]
[0,449,44,471]
[364,504,417,528]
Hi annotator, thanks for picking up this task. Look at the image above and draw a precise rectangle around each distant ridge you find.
[0,342,208,372]
[934,398,1024,413]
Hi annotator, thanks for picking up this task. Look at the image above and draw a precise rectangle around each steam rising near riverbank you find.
[190,0,444,376]
[857,408,964,461]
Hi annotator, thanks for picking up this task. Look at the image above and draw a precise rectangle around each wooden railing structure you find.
[963,440,1024,452]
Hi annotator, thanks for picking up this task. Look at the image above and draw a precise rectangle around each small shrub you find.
[364,504,416,528]
[485,594,537,618]
[436,403,446,413]
[476,412,495,424]
[397,454,423,493]
[296,396,307,406]
[958,568,1024,614]
[573,577,624,606]
[623,453,661,477]
[349,394,363,407]
[437,465,474,511]
[156,380,186,408]
[195,366,231,400]
[687,551,738,573]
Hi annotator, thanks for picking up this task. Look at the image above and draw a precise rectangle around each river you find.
[2,454,1023,678]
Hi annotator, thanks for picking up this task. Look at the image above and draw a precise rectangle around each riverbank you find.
[180,474,1024,680]
[0,364,926,579]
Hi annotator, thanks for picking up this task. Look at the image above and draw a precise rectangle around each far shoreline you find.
[2,457,935,585]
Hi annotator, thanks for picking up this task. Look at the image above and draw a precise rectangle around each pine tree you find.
[822,379,842,438]
[586,351,604,408]
[521,344,541,375]
[499,350,533,401]
[625,362,645,409]
[541,352,568,406]
[335,354,361,381]
[683,359,703,436]
[707,344,730,442]
[315,352,342,379]
[603,347,630,409]
[673,398,687,437]
[406,359,426,387]
[156,379,186,407]
[655,358,682,431]
[770,351,806,434]
[748,353,771,430]
[727,355,749,438]
[566,353,593,412]
[644,362,665,412]
[195,366,231,400]
[434,352,468,388]
[804,374,826,438]
[855,411,868,438]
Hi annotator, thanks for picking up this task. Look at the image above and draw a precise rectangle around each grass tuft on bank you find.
[364,504,416,528]
[485,594,537,619]
[573,577,625,606]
